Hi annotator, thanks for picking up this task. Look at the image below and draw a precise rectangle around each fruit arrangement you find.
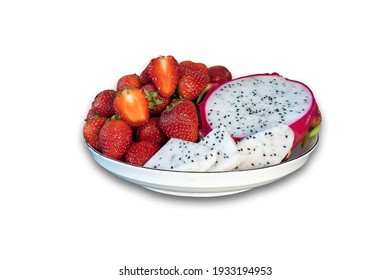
[84,55,321,172]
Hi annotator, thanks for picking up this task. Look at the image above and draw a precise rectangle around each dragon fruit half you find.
[199,73,321,149]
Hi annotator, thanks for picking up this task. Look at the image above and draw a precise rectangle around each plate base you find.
[143,186,251,197]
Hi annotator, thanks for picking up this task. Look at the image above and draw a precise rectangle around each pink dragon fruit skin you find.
[199,73,322,148]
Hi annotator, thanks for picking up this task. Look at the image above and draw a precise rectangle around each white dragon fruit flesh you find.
[199,125,245,171]
[144,138,217,172]
[199,73,321,148]
[235,124,294,170]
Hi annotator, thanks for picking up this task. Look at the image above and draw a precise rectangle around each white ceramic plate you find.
[86,135,319,197]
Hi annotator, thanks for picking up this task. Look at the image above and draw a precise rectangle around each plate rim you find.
[85,134,319,174]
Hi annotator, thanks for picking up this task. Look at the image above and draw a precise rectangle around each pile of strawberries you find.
[83,55,232,166]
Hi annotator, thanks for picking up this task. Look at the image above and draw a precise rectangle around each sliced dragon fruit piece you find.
[199,125,245,171]
[235,124,294,170]
[199,73,321,148]
[143,138,217,171]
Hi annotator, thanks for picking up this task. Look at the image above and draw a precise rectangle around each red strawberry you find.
[159,99,199,142]
[91,89,116,117]
[136,118,168,146]
[124,141,160,166]
[178,71,210,100]
[85,108,99,121]
[83,116,107,151]
[139,62,152,85]
[99,119,133,160]
[148,55,179,97]
[141,83,157,94]
[114,88,149,126]
[141,84,171,116]
[116,74,142,91]
[179,60,209,77]
[208,65,232,83]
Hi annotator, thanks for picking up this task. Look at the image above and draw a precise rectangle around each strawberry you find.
[99,119,133,160]
[85,108,99,121]
[83,116,107,151]
[116,73,142,91]
[179,60,209,77]
[208,65,232,83]
[141,83,158,94]
[141,84,170,116]
[148,55,179,97]
[114,88,149,126]
[136,117,168,146]
[178,71,210,100]
[91,89,116,117]
[159,99,199,142]
[124,141,160,166]
[139,62,152,85]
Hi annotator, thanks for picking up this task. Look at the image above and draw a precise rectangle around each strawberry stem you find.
[109,114,121,121]
[196,83,212,104]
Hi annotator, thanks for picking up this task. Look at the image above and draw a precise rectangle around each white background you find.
[1,0,389,279]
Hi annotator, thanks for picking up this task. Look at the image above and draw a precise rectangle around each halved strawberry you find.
[124,141,161,166]
[159,99,199,142]
[114,88,149,126]
[116,73,142,91]
[178,71,210,100]
[148,55,179,97]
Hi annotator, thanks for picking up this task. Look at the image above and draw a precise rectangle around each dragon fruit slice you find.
[199,125,245,171]
[199,73,321,148]
[144,138,217,171]
[235,124,294,170]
